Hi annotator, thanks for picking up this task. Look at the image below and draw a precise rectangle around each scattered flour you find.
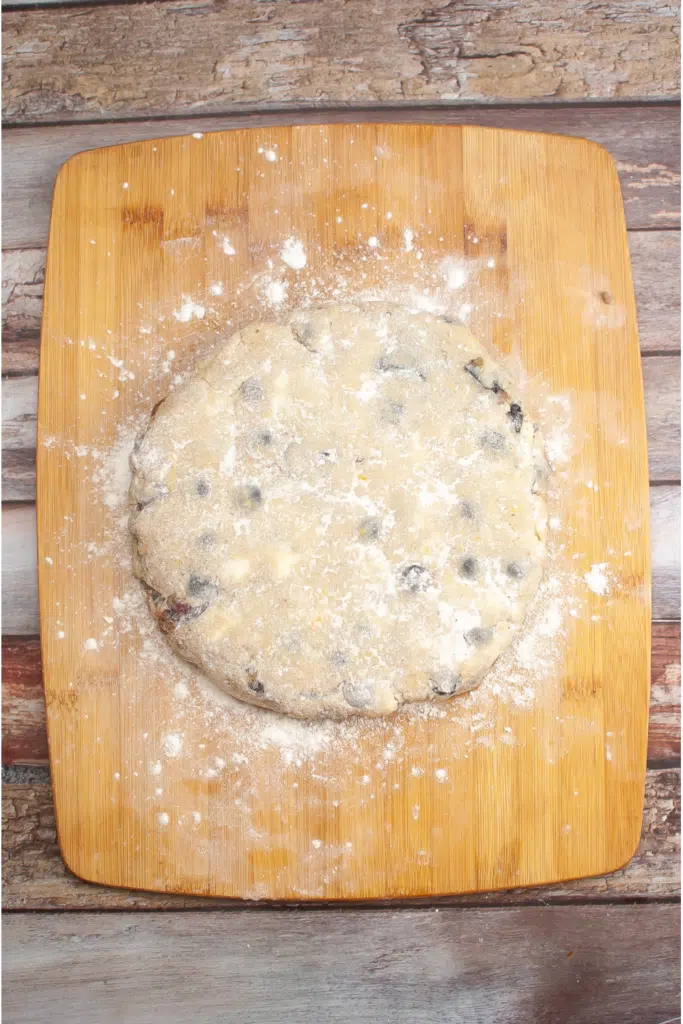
[47,218,623,867]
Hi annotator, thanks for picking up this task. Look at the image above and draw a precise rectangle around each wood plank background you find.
[3,906,681,1024]
[2,0,680,1019]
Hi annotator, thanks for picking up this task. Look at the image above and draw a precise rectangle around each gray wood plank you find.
[3,486,678,634]
[2,105,680,250]
[651,485,681,619]
[644,356,681,480]
[629,230,681,353]
[3,906,681,1024]
[4,234,679,373]
[2,504,38,635]
[3,0,680,124]
[2,356,677,502]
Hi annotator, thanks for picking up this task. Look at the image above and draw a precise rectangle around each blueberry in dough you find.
[187,574,215,598]
[480,429,506,451]
[234,484,263,512]
[464,626,493,647]
[399,564,434,593]
[238,377,264,403]
[459,556,479,579]
[506,561,525,579]
[430,671,462,696]
[358,517,381,542]
[458,500,476,522]
[508,403,524,433]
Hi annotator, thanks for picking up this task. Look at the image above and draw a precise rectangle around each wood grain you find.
[3,905,681,1024]
[2,771,680,910]
[3,105,679,249]
[36,123,651,900]
[6,488,677,637]
[4,626,679,768]
[651,485,682,620]
[649,623,682,764]
[643,356,681,481]
[4,232,679,375]
[2,504,38,636]
[3,0,680,125]
[629,230,681,354]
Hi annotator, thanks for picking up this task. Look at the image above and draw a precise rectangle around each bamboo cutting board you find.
[37,124,650,900]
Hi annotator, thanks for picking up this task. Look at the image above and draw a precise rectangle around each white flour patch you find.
[162,732,183,758]
[281,237,307,269]
[584,563,610,596]
[265,280,287,306]
[173,298,205,322]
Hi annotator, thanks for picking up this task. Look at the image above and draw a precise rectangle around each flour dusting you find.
[38,209,625,870]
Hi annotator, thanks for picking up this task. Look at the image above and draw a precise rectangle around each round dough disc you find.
[130,302,547,719]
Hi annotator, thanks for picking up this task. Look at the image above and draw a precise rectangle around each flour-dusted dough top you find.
[130,302,548,719]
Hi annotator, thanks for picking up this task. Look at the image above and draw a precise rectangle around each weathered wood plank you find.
[1,336,678,506]
[3,0,680,126]
[2,504,38,636]
[4,625,678,768]
[4,233,678,378]
[643,356,681,481]
[650,622,682,763]
[3,356,679,501]
[2,636,45,765]
[629,230,681,354]
[2,248,43,363]
[2,105,680,250]
[2,769,680,912]
[3,906,681,1024]
[4,487,679,633]
[651,485,681,620]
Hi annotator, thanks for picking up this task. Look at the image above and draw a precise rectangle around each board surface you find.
[37,124,650,900]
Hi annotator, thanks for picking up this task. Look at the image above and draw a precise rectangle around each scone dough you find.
[130,302,547,719]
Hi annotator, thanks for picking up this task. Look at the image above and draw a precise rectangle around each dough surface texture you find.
[130,302,547,719]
